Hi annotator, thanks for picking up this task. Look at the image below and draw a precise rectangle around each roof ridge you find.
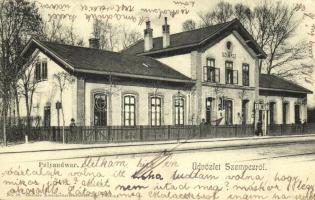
[40,40,124,55]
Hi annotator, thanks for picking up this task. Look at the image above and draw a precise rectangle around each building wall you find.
[258,95,308,124]
[85,81,193,126]
[157,53,191,78]
[18,51,75,126]
[199,33,258,125]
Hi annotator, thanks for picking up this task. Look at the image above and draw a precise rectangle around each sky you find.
[33,0,315,106]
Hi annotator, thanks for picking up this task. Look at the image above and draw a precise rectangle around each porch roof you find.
[259,74,312,94]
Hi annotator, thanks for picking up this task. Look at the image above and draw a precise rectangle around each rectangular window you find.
[124,95,136,126]
[225,61,233,84]
[35,63,41,81]
[203,58,220,83]
[225,61,238,85]
[242,64,249,86]
[35,60,48,81]
[151,97,162,126]
[174,97,184,125]
[42,61,48,80]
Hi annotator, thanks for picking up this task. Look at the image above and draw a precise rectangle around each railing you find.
[0,123,314,144]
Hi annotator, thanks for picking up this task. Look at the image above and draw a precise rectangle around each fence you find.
[1,123,313,144]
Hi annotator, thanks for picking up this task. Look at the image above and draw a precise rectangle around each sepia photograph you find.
[0,0,315,199]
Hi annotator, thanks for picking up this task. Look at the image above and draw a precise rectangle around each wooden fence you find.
[1,123,314,144]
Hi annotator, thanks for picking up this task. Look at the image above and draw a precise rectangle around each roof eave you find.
[259,87,313,94]
[74,68,195,84]
[21,38,75,71]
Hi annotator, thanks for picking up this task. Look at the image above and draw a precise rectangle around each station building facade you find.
[18,18,312,128]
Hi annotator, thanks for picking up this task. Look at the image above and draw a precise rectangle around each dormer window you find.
[35,60,48,81]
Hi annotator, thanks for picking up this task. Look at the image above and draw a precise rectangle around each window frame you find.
[93,93,107,126]
[150,96,162,127]
[34,59,48,81]
[225,61,234,84]
[174,97,185,126]
[242,63,249,86]
[203,58,220,83]
[123,95,136,127]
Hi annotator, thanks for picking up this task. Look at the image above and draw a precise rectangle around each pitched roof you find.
[259,74,312,94]
[122,19,266,58]
[22,39,192,83]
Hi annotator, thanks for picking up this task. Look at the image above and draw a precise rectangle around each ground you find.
[0,135,315,199]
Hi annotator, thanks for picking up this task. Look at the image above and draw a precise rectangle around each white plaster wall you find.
[85,82,192,126]
[201,33,257,87]
[202,86,256,125]
[157,53,191,78]
[18,51,75,126]
[258,96,307,124]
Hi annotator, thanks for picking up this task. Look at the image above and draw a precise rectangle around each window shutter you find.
[233,70,238,84]
[203,66,207,81]
[215,68,220,83]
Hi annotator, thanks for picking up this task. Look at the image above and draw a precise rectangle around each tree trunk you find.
[14,88,21,126]
[2,101,7,146]
[60,91,65,144]
[24,92,31,141]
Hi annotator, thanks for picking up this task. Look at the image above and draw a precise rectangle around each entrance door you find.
[94,93,107,126]
[283,103,288,124]
[225,100,233,125]
[205,97,212,124]
[295,105,300,124]
[269,102,275,125]
[44,106,51,127]
[242,100,249,125]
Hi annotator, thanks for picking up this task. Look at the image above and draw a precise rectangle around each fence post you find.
[167,125,171,140]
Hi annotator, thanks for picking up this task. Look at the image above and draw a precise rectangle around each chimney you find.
[162,17,170,48]
[89,38,100,49]
[144,21,153,51]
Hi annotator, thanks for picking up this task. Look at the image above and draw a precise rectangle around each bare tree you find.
[92,19,119,51]
[187,1,308,82]
[182,19,197,31]
[19,57,39,141]
[39,18,84,46]
[198,1,234,26]
[121,27,142,49]
[0,0,42,145]
[53,72,74,143]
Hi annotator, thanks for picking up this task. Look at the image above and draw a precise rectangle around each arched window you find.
[124,95,136,126]
[94,93,107,126]
[174,97,185,125]
[150,96,162,126]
